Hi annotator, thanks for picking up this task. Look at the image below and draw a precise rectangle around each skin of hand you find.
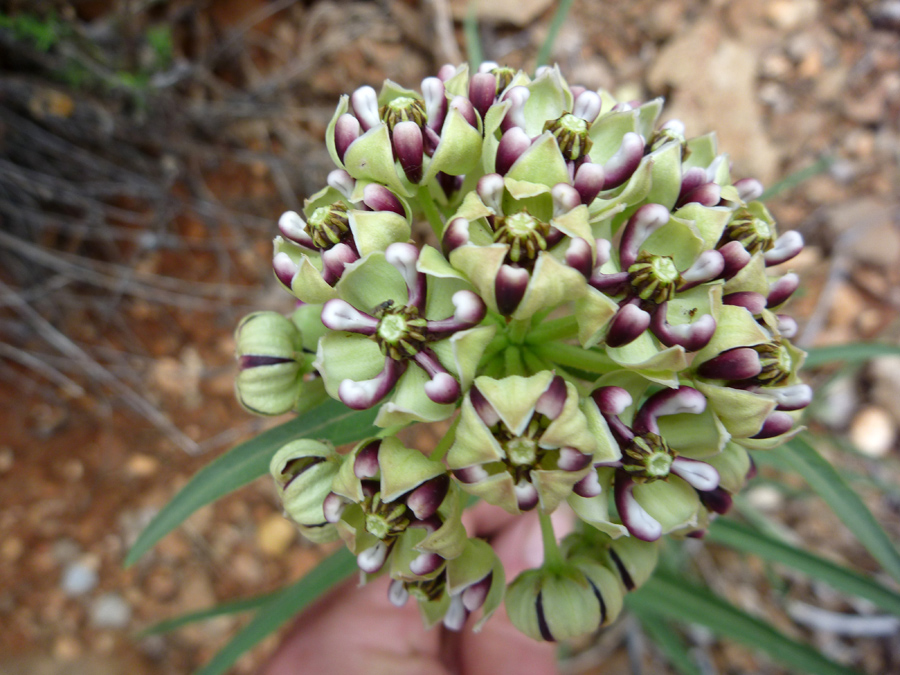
[259,502,572,675]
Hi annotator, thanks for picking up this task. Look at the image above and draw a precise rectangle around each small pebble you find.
[256,515,296,557]
[745,485,785,511]
[0,446,13,473]
[90,593,132,629]
[849,406,896,457]
[126,453,160,478]
[62,562,99,597]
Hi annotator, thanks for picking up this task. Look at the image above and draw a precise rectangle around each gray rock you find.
[61,563,98,597]
[90,593,132,629]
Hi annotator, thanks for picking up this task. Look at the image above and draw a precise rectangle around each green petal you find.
[683,133,718,170]
[449,244,507,314]
[425,107,484,180]
[476,372,552,435]
[540,381,597,454]
[575,287,620,348]
[431,324,497,391]
[315,332,384,402]
[417,483,467,559]
[334,251,408,313]
[446,395,505,469]
[568,488,630,539]
[350,210,411,258]
[694,381,776,439]
[693,304,770,368]
[522,66,572,137]
[607,334,688,387]
[582,397,624,463]
[634,476,700,534]
[458,471,521,514]
[342,123,409,196]
[644,141,683,210]
[533,468,589,513]
[724,252,769,296]
[481,100,512,174]
[506,131,571,186]
[378,436,446,502]
[375,365,457,426]
[378,79,421,105]
[657,401,731,459]
[291,304,328,353]
[704,441,751,494]
[641,215,704,272]
[673,203,732,251]
[513,251,588,320]
[325,95,350,169]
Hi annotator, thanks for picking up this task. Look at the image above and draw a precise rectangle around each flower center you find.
[506,437,538,467]
[544,113,593,161]
[622,433,675,483]
[374,305,428,360]
[721,207,774,254]
[363,492,409,540]
[493,211,550,266]
[380,96,428,133]
[307,203,351,250]
[753,340,793,386]
[628,252,681,303]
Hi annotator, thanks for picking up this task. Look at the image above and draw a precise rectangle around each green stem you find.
[417,185,445,240]
[533,341,618,374]
[507,317,532,345]
[524,315,579,344]
[539,511,563,567]
[478,332,509,369]
[503,345,526,376]
[429,415,459,463]
[376,424,406,439]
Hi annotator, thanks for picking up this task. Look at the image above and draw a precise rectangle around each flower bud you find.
[505,565,603,641]
[234,311,325,416]
[270,439,342,543]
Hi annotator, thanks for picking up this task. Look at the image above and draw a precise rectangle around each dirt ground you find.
[1,0,899,673]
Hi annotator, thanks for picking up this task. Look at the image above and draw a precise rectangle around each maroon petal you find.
[388,579,409,607]
[421,76,447,132]
[469,385,501,427]
[426,290,487,334]
[326,169,355,198]
[322,492,347,523]
[514,478,539,511]
[406,474,450,520]
[469,72,497,123]
[338,357,406,409]
[565,237,593,278]
[321,299,379,335]
[764,231,804,266]
[392,121,424,184]
[618,203,671,269]
[442,216,471,253]
[573,90,601,123]
[670,456,719,491]
[768,384,813,411]
[558,447,593,471]
[357,541,389,573]
[551,183,581,216]
[615,475,662,542]
[413,348,461,404]
[697,347,763,381]
[385,242,426,310]
[767,273,799,308]
[752,411,795,439]
[718,240,752,278]
[573,470,603,498]
[500,86,529,132]
[409,551,444,576]
[535,375,568,419]
[677,167,707,204]
[776,314,798,339]
[678,182,721,208]
[350,86,380,131]
[650,306,716,351]
[592,386,633,415]
[723,291,767,315]
[273,252,299,288]
[354,440,381,478]
[335,113,361,162]
[362,183,404,215]
[278,211,315,248]
[679,250,725,290]
[606,304,651,347]
[633,386,706,435]
[476,173,505,211]
[443,595,469,632]
[574,162,605,205]
[495,264,530,315]
[321,243,359,286]
[462,572,493,611]
[449,95,478,129]
[496,127,532,176]
[454,464,490,484]
[699,487,733,515]
[602,132,644,189]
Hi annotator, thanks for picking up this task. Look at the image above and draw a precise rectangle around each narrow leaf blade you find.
[195,547,358,675]
[125,399,378,567]
[781,436,900,585]
[708,518,900,616]
[139,591,279,637]
[803,343,900,369]
[626,573,859,675]
[633,609,702,675]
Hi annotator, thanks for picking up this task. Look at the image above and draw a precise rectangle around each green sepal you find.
[343,123,409,197]
[694,381,776,439]
[606,536,659,590]
[270,439,342,531]
[571,558,625,626]
[425,107,483,180]
[633,476,701,535]
[506,131,571,186]
[704,441,751,494]
[378,436,446,503]
[446,538,506,632]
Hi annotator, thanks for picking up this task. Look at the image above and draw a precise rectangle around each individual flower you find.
[315,242,495,426]
[691,304,809,449]
[447,372,597,514]
[572,383,722,541]
[325,76,483,195]
[326,437,466,574]
[234,307,327,415]
[273,175,411,304]
[387,538,505,632]
[580,203,727,353]
[443,174,594,318]
[269,439,343,543]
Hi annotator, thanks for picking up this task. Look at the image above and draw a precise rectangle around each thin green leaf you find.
[535,0,575,69]
[633,610,702,675]
[759,156,833,202]
[780,436,900,585]
[708,518,900,616]
[464,2,482,72]
[125,399,378,567]
[196,548,357,675]
[139,590,279,637]
[803,343,900,369]
[626,573,858,675]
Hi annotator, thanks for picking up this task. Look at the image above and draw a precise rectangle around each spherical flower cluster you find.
[237,62,810,642]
